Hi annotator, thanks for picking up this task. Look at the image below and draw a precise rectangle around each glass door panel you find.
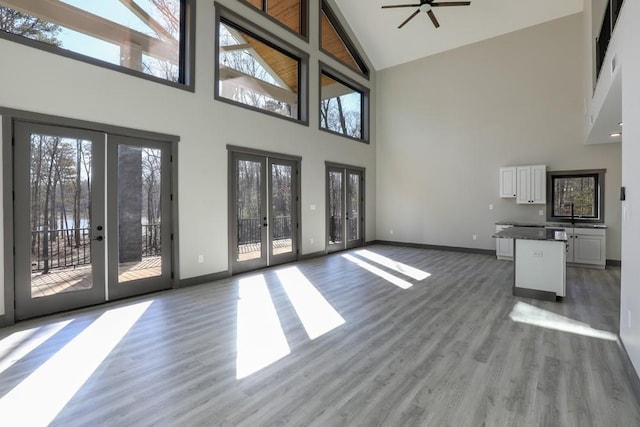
[346,171,361,244]
[270,159,297,264]
[232,154,267,273]
[116,145,163,283]
[326,165,364,253]
[14,122,106,320]
[107,136,172,300]
[327,169,344,252]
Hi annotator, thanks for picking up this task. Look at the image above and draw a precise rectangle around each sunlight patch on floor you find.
[355,249,431,281]
[509,301,617,341]
[342,254,413,289]
[0,300,152,425]
[0,319,73,376]
[236,274,290,380]
[276,267,345,340]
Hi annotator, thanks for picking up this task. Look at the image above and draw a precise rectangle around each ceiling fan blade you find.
[426,9,440,28]
[431,2,471,6]
[398,9,421,28]
[382,4,421,8]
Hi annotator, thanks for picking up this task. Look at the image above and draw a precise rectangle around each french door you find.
[13,122,172,320]
[327,164,364,252]
[230,150,299,274]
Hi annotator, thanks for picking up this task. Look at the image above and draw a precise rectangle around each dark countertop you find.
[495,220,607,229]
[493,226,568,242]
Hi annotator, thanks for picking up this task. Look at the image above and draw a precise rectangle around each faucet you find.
[570,203,575,226]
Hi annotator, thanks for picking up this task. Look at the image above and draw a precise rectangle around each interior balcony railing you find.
[595,0,624,81]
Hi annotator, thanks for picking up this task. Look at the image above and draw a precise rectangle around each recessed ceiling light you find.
[610,132,622,137]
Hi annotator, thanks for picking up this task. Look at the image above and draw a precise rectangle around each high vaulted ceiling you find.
[334,0,584,70]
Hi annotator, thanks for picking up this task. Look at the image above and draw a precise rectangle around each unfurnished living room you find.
[1,0,640,425]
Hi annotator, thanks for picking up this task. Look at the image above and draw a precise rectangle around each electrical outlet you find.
[539,210,544,216]
[533,250,543,258]
[310,237,314,245]
[489,204,494,211]
[198,255,204,263]
[310,204,316,211]
[390,229,394,235]
[472,234,477,241]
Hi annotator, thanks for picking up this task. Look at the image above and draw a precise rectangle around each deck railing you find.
[237,216,292,245]
[31,224,161,273]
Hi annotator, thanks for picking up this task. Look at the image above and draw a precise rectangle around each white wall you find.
[0,116,4,316]
[603,0,640,378]
[376,13,622,258]
[0,0,376,307]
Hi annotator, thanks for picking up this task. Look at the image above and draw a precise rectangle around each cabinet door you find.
[516,167,531,204]
[573,234,605,265]
[566,234,575,263]
[530,165,546,204]
[499,167,517,198]
[496,225,514,259]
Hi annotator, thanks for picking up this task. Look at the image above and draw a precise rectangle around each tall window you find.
[547,170,606,223]
[320,0,368,77]
[242,0,308,38]
[320,66,369,142]
[0,1,194,87]
[216,6,309,123]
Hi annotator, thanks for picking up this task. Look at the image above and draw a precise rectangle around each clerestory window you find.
[215,5,309,124]
[241,0,308,38]
[0,0,195,89]
[320,64,369,142]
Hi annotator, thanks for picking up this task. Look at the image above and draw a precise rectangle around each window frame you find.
[319,62,370,143]
[214,3,309,126]
[0,0,196,91]
[319,0,369,79]
[237,0,309,42]
[546,169,606,224]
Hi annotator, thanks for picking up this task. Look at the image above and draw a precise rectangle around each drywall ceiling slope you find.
[335,0,584,70]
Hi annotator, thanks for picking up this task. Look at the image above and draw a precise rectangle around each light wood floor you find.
[1,245,639,426]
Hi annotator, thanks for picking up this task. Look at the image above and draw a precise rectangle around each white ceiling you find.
[334,0,584,70]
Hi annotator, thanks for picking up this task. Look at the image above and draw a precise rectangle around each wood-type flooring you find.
[0,245,638,426]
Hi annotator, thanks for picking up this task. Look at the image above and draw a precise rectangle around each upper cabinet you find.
[500,165,546,205]
[499,167,517,198]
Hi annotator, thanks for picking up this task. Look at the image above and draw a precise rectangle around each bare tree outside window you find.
[320,72,362,139]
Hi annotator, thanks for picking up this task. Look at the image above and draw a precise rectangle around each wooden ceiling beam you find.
[220,65,298,105]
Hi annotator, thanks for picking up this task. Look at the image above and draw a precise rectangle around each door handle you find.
[93,236,104,242]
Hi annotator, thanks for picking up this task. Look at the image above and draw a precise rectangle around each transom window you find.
[242,0,308,38]
[320,65,369,142]
[215,6,309,123]
[547,170,606,223]
[320,0,368,77]
[0,0,194,88]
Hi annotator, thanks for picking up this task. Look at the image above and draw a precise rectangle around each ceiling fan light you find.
[420,4,432,12]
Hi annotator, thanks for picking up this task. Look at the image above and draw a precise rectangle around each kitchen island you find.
[493,226,568,301]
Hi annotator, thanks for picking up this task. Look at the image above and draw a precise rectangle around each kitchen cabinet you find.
[565,228,606,268]
[516,165,546,205]
[495,225,514,260]
[499,167,517,198]
[499,165,546,204]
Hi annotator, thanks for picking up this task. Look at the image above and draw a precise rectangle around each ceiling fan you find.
[382,0,471,29]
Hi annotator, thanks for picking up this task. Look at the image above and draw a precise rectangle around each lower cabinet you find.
[496,225,514,260]
[496,224,606,268]
[566,228,606,268]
